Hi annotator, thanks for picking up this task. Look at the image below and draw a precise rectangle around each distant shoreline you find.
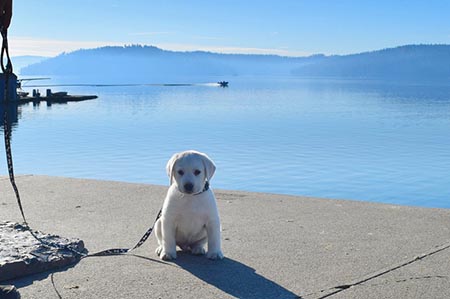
[17,44,450,83]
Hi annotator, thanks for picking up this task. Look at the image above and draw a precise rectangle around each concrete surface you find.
[0,175,449,298]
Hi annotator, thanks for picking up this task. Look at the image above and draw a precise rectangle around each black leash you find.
[2,26,86,256]
[0,26,12,75]
[1,27,161,259]
[1,27,27,226]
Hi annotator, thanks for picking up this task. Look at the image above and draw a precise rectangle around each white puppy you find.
[155,150,223,260]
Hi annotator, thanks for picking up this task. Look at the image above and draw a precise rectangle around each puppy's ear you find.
[199,153,216,181]
[166,153,180,185]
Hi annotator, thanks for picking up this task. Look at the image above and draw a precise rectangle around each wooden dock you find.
[16,94,97,105]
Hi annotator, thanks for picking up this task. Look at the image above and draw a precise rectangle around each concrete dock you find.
[1,175,449,298]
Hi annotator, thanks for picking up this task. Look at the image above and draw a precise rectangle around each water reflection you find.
[0,102,21,130]
[0,100,77,131]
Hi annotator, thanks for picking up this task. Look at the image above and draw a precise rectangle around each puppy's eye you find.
[177,170,184,176]
[194,170,201,176]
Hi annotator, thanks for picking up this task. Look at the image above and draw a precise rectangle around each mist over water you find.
[2,76,450,208]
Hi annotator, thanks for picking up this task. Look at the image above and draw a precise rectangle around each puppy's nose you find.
[184,183,194,193]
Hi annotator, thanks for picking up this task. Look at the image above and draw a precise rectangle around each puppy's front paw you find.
[206,250,224,260]
[159,250,177,261]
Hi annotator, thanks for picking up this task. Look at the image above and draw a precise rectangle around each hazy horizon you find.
[11,42,450,61]
[17,44,450,84]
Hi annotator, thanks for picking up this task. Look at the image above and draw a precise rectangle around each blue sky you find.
[8,0,450,57]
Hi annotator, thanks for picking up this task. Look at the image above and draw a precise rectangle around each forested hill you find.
[291,45,450,81]
[20,44,450,82]
[20,45,306,81]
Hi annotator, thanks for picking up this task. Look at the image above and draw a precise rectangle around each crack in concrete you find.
[364,275,449,288]
[315,242,450,299]
[394,275,448,282]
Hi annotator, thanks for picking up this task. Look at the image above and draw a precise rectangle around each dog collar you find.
[193,181,210,195]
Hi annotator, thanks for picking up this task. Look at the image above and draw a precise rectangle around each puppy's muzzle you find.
[183,182,194,194]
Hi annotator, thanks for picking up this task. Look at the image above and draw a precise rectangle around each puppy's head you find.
[166,150,216,194]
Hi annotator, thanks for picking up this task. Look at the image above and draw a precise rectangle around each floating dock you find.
[16,88,97,105]
[17,94,97,104]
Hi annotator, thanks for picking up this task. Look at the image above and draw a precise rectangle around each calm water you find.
[1,76,450,208]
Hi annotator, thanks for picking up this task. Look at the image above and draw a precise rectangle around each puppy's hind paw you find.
[191,246,206,256]
[206,250,224,260]
[155,246,162,256]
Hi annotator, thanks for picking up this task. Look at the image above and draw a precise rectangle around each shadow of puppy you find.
[174,253,301,299]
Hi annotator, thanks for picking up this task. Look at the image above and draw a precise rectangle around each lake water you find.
[1,76,450,208]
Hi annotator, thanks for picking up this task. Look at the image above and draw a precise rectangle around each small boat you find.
[217,81,229,87]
